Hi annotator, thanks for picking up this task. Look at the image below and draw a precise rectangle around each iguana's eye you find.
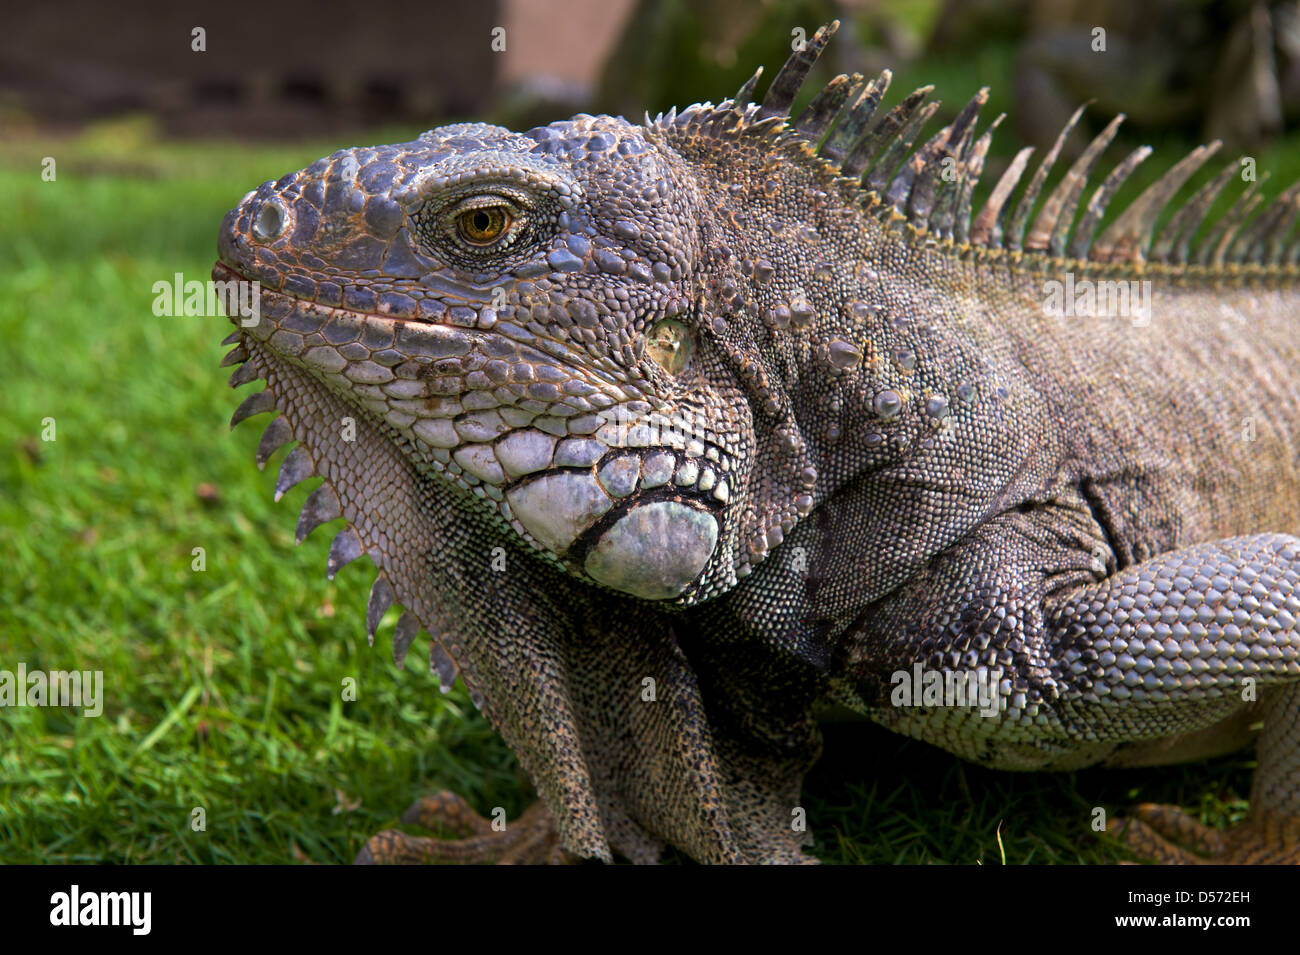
[457,206,512,245]
[645,319,693,375]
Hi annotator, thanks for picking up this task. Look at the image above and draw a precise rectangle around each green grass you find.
[0,120,528,864]
[0,111,1264,866]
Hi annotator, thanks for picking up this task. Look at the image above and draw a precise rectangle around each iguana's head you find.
[216,114,759,603]
[218,19,1064,609]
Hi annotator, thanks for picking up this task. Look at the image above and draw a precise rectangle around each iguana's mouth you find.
[213,261,732,601]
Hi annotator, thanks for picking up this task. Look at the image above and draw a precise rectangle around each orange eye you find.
[457,206,511,245]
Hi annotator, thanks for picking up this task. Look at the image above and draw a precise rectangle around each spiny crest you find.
[220,335,464,694]
[717,19,1300,268]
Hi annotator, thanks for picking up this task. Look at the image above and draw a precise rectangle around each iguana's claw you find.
[354,792,576,865]
[1113,804,1300,864]
[400,791,497,836]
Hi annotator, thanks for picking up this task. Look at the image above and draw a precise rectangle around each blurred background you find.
[1,0,1294,865]
[4,0,1300,148]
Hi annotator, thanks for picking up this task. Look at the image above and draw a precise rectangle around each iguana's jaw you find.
[214,261,730,602]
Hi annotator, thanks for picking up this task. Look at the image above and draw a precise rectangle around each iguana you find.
[213,21,1300,864]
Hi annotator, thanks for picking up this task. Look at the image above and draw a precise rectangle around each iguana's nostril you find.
[252,200,288,242]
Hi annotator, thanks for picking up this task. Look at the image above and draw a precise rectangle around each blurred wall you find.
[501,0,634,96]
[0,0,506,136]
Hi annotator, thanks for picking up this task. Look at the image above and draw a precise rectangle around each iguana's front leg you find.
[1039,533,1300,862]
[844,519,1300,864]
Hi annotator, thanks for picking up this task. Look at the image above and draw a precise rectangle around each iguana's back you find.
[961,262,1300,555]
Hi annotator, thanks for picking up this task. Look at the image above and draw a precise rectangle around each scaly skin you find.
[216,21,1300,863]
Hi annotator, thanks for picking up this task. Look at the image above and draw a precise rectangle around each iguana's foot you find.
[1113,804,1300,864]
[353,792,576,864]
